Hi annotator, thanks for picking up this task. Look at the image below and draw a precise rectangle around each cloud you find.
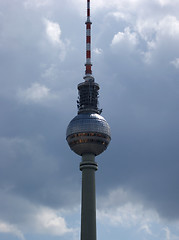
[18,83,51,103]
[97,188,160,228]
[0,189,74,238]
[34,208,73,236]
[24,0,52,9]
[111,27,138,48]
[93,48,103,55]
[97,188,179,239]
[44,19,68,61]
[162,227,179,240]
[149,16,179,64]
[139,224,153,235]
[136,19,157,42]
[163,227,171,240]
[17,81,76,109]
[110,11,131,21]
[171,58,179,69]
[158,0,179,7]
[157,15,179,39]
[45,19,62,45]
[73,0,143,12]
[0,221,25,240]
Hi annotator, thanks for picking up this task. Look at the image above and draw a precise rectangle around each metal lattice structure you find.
[77,82,101,114]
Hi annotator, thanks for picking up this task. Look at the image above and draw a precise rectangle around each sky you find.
[0,0,179,239]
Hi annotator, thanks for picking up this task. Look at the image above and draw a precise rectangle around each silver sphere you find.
[66,113,111,156]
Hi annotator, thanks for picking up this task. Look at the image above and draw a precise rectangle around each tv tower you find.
[66,1,111,240]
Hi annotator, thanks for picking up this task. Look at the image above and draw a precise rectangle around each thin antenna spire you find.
[85,0,92,76]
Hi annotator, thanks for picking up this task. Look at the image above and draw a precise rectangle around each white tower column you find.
[80,153,98,240]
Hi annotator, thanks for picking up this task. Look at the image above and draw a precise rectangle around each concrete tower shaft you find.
[80,154,97,240]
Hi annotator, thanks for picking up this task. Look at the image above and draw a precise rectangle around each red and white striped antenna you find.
[85,0,93,79]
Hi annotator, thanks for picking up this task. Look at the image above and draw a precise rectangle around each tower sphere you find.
[66,113,111,156]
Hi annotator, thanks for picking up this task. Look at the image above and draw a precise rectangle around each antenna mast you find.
[85,0,92,76]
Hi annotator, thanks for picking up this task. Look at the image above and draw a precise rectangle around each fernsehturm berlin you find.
[66,1,111,240]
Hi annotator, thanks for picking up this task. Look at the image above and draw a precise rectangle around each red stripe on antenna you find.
[86,65,92,75]
[87,24,91,29]
[86,51,91,58]
[86,36,91,43]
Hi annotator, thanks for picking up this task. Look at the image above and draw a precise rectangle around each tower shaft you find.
[80,154,98,240]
